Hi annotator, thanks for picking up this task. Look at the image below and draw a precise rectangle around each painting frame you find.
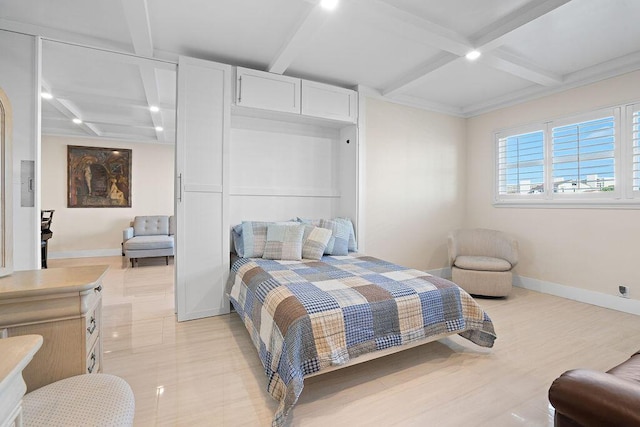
[67,145,131,208]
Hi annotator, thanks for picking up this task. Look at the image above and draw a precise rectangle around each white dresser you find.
[0,266,108,392]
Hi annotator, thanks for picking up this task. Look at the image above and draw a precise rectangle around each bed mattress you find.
[227,254,496,426]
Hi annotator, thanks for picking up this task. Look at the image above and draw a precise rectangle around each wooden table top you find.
[0,335,42,386]
[0,265,109,299]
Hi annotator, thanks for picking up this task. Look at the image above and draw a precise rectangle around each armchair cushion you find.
[133,216,169,236]
[453,255,512,272]
[123,235,173,251]
[448,228,518,268]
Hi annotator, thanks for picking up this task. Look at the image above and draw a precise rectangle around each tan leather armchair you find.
[447,228,518,297]
[549,350,640,426]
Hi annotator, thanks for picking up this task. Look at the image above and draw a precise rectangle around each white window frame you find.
[494,104,640,208]
[627,103,640,200]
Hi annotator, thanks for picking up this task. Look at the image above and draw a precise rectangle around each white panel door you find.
[301,80,357,123]
[236,67,301,114]
[175,56,231,321]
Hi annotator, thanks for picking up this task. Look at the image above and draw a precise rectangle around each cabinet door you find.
[176,56,231,321]
[301,80,357,123]
[236,67,301,114]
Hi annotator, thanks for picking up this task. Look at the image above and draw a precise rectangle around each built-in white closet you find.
[175,60,359,321]
[175,56,231,321]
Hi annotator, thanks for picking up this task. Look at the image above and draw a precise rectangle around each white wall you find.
[364,97,467,271]
[42,135,174,257]
[228,116,344,226]
[0,30,39,270]
[466,70,640,303]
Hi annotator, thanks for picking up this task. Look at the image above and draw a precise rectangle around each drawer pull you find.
[87,317,97,335]
[94,285,102,292]
[87,353,96,373]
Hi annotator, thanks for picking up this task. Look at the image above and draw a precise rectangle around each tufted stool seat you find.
[22,374,135,426]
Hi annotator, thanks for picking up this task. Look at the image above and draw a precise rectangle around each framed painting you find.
[67,145,131,208]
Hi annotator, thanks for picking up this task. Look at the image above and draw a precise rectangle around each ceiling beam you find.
[352,0,472,56]
[380,0,571,96]
[120,0,153,57]
[471,0,573,52]
[42,81,101,136]
[121,0,166,142]
[481,50,563,86]
[382,52,458,96]
[52,89,175,111]
[268,3,330,74]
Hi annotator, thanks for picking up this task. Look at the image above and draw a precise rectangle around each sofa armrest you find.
[123,227,134,242]
[549,369,640,427]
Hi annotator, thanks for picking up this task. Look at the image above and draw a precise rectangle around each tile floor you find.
[49,256,640,426]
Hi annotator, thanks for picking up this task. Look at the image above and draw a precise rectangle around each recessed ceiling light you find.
[155,126,164,131]
[465,50,481,61]
[72,118,82,124]
[41,92,53,100]
[149,105,160,113]
[320,0,339,10]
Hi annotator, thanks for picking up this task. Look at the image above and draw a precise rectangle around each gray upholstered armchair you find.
[122,215,175,267]
[447,228,518,297]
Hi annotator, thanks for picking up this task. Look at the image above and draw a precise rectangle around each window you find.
[497,130,544,195]
[551,116,615,194]
[495,105,639,207]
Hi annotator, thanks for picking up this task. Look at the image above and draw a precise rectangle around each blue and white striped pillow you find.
[319,219,350,256]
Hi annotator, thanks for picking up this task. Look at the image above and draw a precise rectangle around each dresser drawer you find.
[85,305,100,353]
[86,337,101,374]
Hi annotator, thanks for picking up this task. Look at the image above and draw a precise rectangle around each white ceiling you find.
[2,0,640,143]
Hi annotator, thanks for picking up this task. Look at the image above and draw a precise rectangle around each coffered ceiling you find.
[1,0,640,143]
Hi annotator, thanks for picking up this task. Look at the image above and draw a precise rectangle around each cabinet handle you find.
[94,285,102,292]
[238,76,242,103]
[177,173,183,202]
[87,353,96,373]
[87,317,97,335]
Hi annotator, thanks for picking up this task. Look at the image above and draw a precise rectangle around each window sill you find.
[493,199,640,209]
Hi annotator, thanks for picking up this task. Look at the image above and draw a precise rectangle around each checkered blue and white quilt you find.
[227,255,496,426]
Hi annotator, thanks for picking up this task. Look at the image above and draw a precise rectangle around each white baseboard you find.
[427,267,639,316]
[48,249,123,259]
[514,275,640,315]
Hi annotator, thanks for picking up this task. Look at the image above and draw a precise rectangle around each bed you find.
[227,253,497,426]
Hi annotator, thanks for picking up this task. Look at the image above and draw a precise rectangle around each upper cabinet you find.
[235,67,357,124]
[236,67,300,114]
[301,80,357,123]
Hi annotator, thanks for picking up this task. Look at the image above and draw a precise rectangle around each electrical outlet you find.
[619,285,629,298]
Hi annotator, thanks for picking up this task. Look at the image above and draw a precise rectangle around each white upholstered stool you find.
[22,374,135,426]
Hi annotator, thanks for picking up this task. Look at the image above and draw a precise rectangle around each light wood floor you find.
[50,256,640,426]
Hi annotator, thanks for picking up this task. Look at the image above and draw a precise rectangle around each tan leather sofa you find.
[548,350,640,426]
